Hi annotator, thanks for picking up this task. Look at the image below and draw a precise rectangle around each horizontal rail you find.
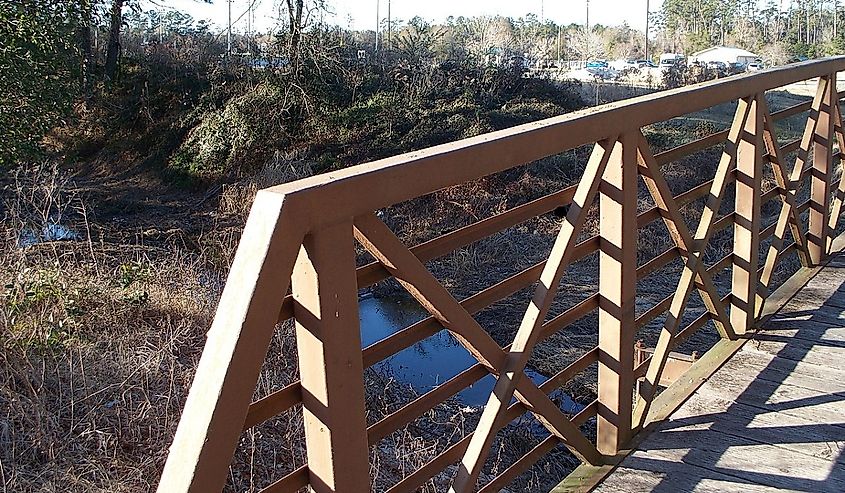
[160,59,845,493]
[269,58,845,230]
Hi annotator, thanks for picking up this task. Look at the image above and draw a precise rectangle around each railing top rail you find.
[268,57,845,230]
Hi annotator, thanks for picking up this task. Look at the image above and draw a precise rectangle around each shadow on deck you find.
[586,251,845,492]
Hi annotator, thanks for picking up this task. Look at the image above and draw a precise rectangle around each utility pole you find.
[558,24,562,64]
[586,0,590,60]
[645,0,650,62]
[387,0,391,50]
[227,0,232,56]
[375,0,380,51]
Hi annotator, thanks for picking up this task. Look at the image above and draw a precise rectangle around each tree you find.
[0,0,82,166]
[104,0,124,82]
[281,0,328,71]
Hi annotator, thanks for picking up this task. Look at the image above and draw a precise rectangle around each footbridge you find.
[158,57,845,492]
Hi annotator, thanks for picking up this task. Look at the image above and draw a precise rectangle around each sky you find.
[144,0,663,35]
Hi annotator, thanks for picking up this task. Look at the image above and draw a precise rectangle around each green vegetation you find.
[0,1,840,492]
[0,1,83,167]
[656,0,845,62]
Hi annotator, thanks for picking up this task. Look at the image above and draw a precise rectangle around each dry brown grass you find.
[0,163,557,492]
[0,97,824,492]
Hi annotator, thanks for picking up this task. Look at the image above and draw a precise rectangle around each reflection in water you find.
[359,295,583,413]
[18,223,80,247]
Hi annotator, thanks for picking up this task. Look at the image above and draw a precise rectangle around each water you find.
[359,295,583,414]
[18,223,80,248]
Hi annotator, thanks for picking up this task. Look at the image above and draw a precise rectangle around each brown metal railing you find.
[157,57,845,493]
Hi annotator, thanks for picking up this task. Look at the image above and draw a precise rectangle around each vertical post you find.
[731,95,764,335]
[597,132,638,456]
[645,0,650,63]
[157,192,304,493]
[227,0,232,57]
[293,221,371,493]
[809,74,836,264]
[375,0,380,52]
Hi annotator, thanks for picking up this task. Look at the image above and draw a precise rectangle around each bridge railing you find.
[158,57,845,493]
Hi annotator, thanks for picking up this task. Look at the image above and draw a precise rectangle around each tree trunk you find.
[105,0,124,83]
[79,0,93,99]
[286,0,304,71]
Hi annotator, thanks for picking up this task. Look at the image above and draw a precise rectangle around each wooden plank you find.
[731,94,764,335]
[596,133,639,457]
[727,345,845,394]
[809,75,835,264]
[669,391,845,462]
[259,466,309,493]
[633,109,745,428]
[243,382,302,431]
[268,58,845,230]
[593,455,785,493]
[694,365,845,429]
[452,139,615,491]
[157,191,305,493]
[639,425,845,491]
[292,221,370,492]
[743,331,845,367]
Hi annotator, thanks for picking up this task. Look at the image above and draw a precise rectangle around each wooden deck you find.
[593,252,845,492]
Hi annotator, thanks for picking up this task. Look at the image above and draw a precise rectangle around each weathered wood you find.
[728,344,845,394]
[596,133,639,457]
[157,192,304,493]
[557,235,843,493]
[809,75,836,264]
[292,221,371,492]
[451,139,615,491]
[354,212,602,492]
[632,104,747,428]
[731,94,764,335]
[670,395,845,462]
[268,58,845,230]
[595,456,786,493]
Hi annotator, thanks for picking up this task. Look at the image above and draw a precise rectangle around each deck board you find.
[593,252,845,492]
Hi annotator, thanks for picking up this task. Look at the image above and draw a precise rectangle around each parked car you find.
[746,62,764,72]
[706,60,728,76]
[585,66,619,80]
[659,53,685,71]
[728,62,746,74]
